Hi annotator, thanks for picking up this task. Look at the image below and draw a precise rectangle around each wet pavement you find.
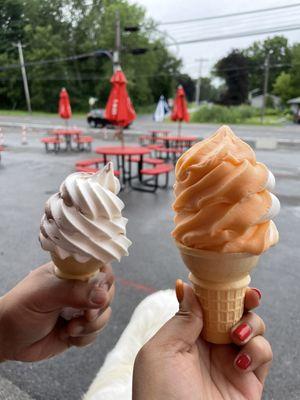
[0,126,299,399]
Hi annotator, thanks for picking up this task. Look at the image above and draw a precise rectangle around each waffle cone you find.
[175,241,260,344]
[51,252,104,281]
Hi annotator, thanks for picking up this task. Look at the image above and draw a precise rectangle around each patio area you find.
[0,128,300,399]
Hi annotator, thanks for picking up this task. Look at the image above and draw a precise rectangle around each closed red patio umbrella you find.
[58,88,72,124]
[171,85,189,135]
[104,68,136,144]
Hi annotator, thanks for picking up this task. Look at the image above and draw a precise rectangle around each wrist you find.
[0,296,7,362]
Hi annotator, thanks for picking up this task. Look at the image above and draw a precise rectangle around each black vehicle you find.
[87,109,131,128]
[87,109,110,128]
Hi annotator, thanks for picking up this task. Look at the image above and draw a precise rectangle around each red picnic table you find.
[153,135,198,161]
[95,146,151,185]
[149,129,170,143]
[51,129,83,151]
[159,135,198,147]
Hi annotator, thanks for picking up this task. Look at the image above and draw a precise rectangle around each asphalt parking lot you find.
[0,126,300,399]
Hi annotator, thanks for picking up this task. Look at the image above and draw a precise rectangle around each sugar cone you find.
[51,252,104,281]
[175,241,259,344]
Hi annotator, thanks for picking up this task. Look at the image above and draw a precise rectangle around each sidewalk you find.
[0,377,33,400]
[1,122,300,151]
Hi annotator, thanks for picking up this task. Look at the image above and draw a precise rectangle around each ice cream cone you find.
[175,241,259,344]
[51,252,104,281]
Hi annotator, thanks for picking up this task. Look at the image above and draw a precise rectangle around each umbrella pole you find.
[114,126,124,146]
[120,127,124,147]
[178,120,182,137]
[113,127,118,141]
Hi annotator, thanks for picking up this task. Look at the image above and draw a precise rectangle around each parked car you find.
[287,97,300,124]
[87,109,110,128]
[86,109,131,128]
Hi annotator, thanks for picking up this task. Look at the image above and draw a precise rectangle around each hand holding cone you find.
[39,162,131,281]
[172,126,280,344]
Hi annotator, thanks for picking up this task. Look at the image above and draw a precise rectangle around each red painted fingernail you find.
[233,322,252,341]
[235,353,251,370]
[252,288,262,300]
[175,279,184,303]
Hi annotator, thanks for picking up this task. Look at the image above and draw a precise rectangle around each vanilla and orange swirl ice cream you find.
[40,163,131,266]
[172,125,279,254]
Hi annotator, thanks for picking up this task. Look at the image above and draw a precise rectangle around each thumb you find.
[23,263,113,311]
[150,280,204,350]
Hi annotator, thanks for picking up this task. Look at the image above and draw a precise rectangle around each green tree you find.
[215,50,249,105]
[289,43,300,98]
[148,42,181,103]
[273,44,300,104]
[0,0,26,50]
[0,0,26,108]
[245,36,291,94]
[25,25,67,112]
[0,0,182,111]
[176,74,195,102]
[273,72,293,103]
[199,77,219,103]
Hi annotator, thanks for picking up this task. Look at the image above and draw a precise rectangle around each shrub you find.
[191,104,281,123]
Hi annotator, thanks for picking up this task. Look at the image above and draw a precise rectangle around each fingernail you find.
[252,287,262,300]
[176,279,184,303]
[89,272,106,286]
[87,309,99,321]
[71,325,83,336]
[235,353,251,370]
[90,288,105,305]
[233,322,252,342]
[100,283,109,291]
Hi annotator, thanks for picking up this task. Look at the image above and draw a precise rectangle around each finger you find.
[84,309,99,322]
[254,361,273,385]
[26,262,115,311]
[16,320,70,361]
[234,335,273,383]
[68,307,112,337]
[84,283,115,322]
[99,263,114,291]
[231,311,266,345]
[148,280,203,351]
[244,287,261,311]
[69,332,99,348]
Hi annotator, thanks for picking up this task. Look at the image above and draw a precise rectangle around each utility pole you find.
[113,10,121,72]
[14,41,32,113]
[261,51,272,124]
[195,58,208,106]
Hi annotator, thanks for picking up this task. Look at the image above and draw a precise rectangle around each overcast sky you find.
[131,0,300,78]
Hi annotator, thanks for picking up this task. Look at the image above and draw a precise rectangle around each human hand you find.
[133,282,272,400]
[0,262,114,362]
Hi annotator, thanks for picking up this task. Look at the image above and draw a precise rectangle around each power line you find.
[0,61,298,82]
[164,7,300,32]
[166,24,300,46]
[158,2,300,25]
[214,62,295,73]
[0,24,298,74]
[0,49,112,72]
[167,13,300,36]
[0,51,297,77]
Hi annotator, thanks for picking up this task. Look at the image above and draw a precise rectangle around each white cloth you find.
[83,289,177,400]
[153,96,170,122]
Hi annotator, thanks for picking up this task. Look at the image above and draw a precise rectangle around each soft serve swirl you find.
[40,163,131,263]
[172,125,279,254]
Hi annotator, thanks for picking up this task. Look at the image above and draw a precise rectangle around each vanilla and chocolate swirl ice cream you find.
[40,163,131,264]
